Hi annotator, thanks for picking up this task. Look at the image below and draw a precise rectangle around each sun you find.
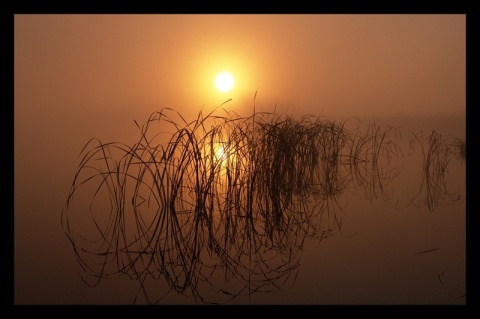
[214,72,235,93]
[214,143,227,162]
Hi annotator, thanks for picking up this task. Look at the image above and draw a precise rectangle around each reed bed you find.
[61,105,463,304]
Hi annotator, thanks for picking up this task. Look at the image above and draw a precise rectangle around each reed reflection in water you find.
[61,106,465,304]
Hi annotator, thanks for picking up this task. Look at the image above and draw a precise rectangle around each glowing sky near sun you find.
[15,14,465,121]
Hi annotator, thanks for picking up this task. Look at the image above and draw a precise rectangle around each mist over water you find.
[14,14,466,305]
[15,111,466,305]
[31,109,465,305]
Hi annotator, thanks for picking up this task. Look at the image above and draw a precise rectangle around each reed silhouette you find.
[400,129,464,211]
[61,104,464,304]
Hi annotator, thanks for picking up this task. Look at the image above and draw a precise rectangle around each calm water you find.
[14,112,465,305]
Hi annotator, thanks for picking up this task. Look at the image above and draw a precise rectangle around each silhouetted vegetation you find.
[455,139,466,160]
[61,104,464,304]
[402,129,464,211]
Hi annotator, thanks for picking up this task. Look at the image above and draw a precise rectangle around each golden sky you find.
[15,14,465,121]
[14,14,466,305]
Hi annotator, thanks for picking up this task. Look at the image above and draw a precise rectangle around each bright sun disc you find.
[214,72,235,93]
